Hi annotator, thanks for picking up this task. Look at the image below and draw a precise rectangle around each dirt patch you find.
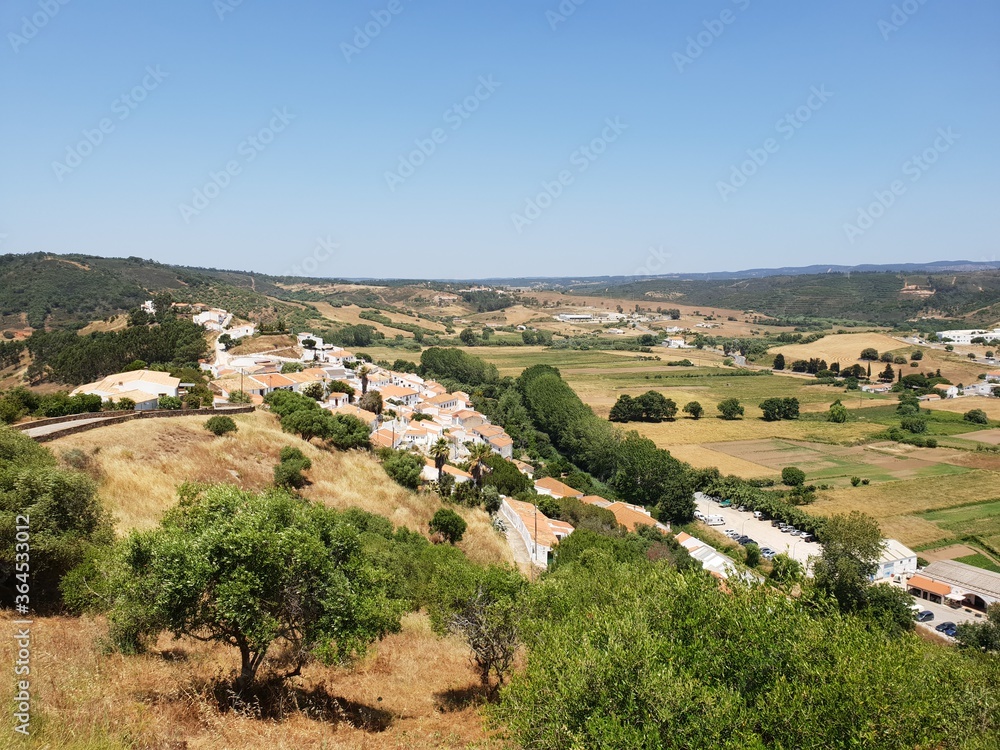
[920,544,982,562]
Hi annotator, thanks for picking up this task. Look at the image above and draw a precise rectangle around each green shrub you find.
[964,409,989,425]
[204,416,237,436]
[430,508,467,543]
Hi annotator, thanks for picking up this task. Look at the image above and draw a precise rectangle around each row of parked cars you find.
[912,608,958,636]
[770,519,814,542]
[722,529,779,560]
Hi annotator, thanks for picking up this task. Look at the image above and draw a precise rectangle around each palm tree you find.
[357,365,371,394]
[467,442,493,487]
[430,438,450,472]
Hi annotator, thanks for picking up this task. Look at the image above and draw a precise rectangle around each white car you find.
[694,511,707,521]
[724,528,738,537]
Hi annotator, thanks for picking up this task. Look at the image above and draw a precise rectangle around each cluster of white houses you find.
[202,335,517,465]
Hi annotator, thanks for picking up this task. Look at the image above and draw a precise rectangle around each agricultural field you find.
[811,470,1000,548]
[769,331,989,385]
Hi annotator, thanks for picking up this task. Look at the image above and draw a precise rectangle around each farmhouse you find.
[935,328,1000,345]
[862,382,892,394]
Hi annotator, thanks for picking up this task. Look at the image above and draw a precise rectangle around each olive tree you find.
[101,485,404,694]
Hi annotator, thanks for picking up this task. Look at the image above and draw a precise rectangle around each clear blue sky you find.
[1,0,997,279]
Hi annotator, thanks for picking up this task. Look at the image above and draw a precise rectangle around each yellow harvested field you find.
[667,444,778,478]
[812,469,1000,518]
[923,395,1000,420]
[631,417,882,447]
[48,411,511,568]
[878,515,957,547]
[227,333,296,355]
[310,302,449,338]
[77,315,128,335]
[771,332,902,365]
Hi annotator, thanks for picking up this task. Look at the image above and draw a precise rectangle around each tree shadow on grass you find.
[210,676,394,731]
[433,683,495,712]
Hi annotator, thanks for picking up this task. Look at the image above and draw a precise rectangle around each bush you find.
[157,395,182,410]
[964,409,989,425]
[430,508,467,543]
[204,415,237,436]
[900,417,927,434]
[274,446,313,489]
[382,450,424,490]
[781,466,806,487]
[850,476,861,487]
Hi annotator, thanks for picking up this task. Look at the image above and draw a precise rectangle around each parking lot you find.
[694,492,822,569]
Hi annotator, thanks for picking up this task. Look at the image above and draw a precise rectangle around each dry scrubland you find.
[0,611,500,750]
[48,410,511,568]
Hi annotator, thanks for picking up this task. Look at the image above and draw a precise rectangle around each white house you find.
[227,323,256,339]
[193,308,232,331]
[499,497,574,567]
[72,369,180,410]
[874,539,918,580]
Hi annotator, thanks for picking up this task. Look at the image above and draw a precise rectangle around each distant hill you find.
[4,252,1000,330]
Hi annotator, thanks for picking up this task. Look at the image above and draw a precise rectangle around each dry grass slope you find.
[0,611,502,749]
[48,410,512,568]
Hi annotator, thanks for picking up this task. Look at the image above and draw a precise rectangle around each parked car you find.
[753,511,763,519]
[800,533,814,542]
[761,548,777,559]
[935,621,956,633]
[737,505,748,512]
[771,519,783,527]
[916,610,934,622]
[694,511,707,521]
[741,538,757,547]
[724,529,738,537]
[942,624,958,637]
[719,500,732,508]
[782,526,795,534]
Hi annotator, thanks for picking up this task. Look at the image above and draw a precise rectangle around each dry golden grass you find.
[78,315,129,336]
[809,469,1000,547]
[771,332,986,385]
[667,444,778,478]
[48,411,512,567]
[227,334,297,356]
[923,395,1000,420]
[311,302,419,339]
[771,332,903,365]
[0,611,503,749]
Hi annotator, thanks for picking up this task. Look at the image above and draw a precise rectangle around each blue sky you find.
[1,0,997,279]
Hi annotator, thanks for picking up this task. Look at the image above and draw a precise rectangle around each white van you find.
[706,515,725,526]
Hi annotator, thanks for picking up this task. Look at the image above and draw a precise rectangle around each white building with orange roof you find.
[72,369,181,405]
[581,496,669,533]
[534,477,584,499]
[328,404,380,430]
[421,459,473,485]
[377,384,421,407]
[499,497,574,567]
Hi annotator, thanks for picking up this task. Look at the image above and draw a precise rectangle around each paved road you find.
[19,415,125,439]
[694,492,822,569]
